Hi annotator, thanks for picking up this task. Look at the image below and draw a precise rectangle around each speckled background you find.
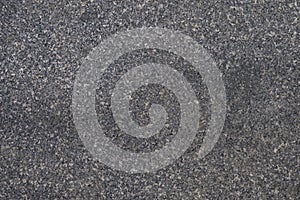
[1,0,299,199]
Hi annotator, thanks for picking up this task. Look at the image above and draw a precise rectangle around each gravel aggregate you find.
[1,0,299,199]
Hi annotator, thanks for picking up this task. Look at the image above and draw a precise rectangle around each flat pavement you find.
[1,0,299,199]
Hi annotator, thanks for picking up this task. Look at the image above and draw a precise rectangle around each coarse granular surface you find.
[1,0,299,199]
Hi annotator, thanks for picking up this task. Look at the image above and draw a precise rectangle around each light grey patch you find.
[72,27,226,173]
[111,63,197,139]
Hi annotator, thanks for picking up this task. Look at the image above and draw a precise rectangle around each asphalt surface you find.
[1,0,299,199]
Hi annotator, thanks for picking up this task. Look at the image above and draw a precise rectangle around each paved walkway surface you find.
[1,1,298,199]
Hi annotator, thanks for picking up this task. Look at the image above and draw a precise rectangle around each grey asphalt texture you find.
[1,0,299,199]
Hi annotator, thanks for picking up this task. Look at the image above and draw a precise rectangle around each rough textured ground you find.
[1,0,299,199]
